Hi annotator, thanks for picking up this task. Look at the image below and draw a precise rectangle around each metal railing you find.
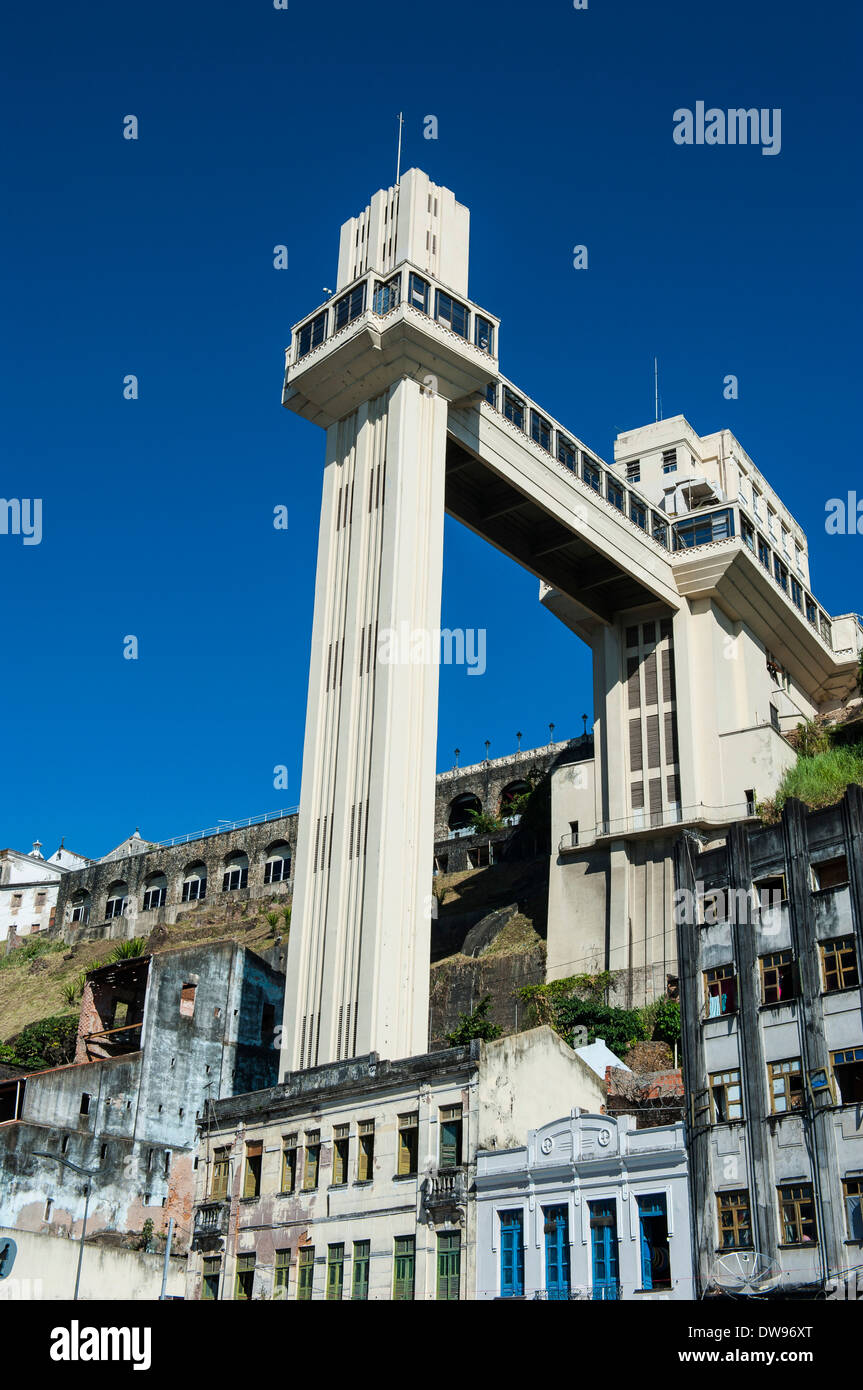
[156,808,299,849]
[559,800,760,849]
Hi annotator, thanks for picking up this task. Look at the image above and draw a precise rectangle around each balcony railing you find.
[559,800,761,849]
[422,1168,466,1212]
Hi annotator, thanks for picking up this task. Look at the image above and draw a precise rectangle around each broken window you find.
[234,1253,255,1300]
[297,1247,315,1300]
[439,1104,463,1168]
[243,1141,262,1198]
[180,983,197,1018]
[79,1092,91,1116]
[710,1069,743,1123]
[768,1058,804,1113]
[357,1119,374,1183]
[821,937,859,992]
[211,1146,230,1199]
[202,1256,221,1301]
[811,855,849,891]
[760,951,796,1005]
[281,1134,298,1193]
[778,1184,817,1246]
[843,1178,863,1241]
[831,1047,863,1104]
[332,1125,349,1186]
[303,1131,320,1190]
[704,965,738,1018]
[261,1002,275,1043]
[397,1113,419,1176]
[717,1190,752,1249]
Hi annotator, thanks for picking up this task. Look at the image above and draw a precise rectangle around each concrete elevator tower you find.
[279,171,499,1072]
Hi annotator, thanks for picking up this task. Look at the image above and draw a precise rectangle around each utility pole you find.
[33,1152,98,1300]
[159,1217,175,1299]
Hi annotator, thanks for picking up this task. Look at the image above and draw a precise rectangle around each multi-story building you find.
[0,841,92,943]
[0,941,285,1248]
[186,1028,604,1300]
[674,787,863,1298]
[474,1110,692,1300]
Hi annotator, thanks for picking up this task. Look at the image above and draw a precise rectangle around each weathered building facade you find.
[675,789,863,1297]
[186,1028,604,1300]
[0,942,285,1249]
[474,1110,692,1300]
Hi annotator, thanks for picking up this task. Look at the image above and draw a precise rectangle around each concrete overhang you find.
[282,306,497,429]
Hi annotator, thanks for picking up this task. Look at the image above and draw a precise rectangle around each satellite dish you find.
[710,1251,782,1296]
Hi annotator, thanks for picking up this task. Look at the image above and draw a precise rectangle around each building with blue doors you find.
[474,1110,693,1300]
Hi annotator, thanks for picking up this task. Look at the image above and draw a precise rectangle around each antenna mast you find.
[395,112,404,187]
[654,356,660,422]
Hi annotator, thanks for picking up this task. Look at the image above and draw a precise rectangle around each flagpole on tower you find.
[395,112,404,187]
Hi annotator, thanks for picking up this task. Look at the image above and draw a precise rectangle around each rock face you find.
[461,904,519,957]
[428,943,546,1046]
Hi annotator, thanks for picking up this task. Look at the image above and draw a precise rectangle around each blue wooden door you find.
[500,1211,524,1298]
[543,1206,570,1299]
[589,1200,619,1300]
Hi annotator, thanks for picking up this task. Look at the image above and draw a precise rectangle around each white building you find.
[475,1111,693,1300]
[0,842,91,944]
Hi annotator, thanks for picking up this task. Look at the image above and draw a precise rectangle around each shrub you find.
[110,937,146,962]
[444,996,502,1045]
[0,1014,79,1070]
[266,911,279,928]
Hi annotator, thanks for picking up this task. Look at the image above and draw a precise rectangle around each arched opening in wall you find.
[142,872,167,912]
[499,780,531,822]
[448,793,482,834]
[222,851,249,892]
[181,861,208,903]
[264,841,292,885]
[105,881,129,920]
[70,889,91,925]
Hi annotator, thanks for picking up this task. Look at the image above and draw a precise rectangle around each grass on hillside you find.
[760,742,863,822]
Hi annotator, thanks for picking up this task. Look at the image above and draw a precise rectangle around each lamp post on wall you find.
[32,1151,98,1300]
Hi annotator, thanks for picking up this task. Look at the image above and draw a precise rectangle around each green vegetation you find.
[518,973,679,1056]
[266,911,279,928]
[61,971,89,1008]
[444,995,502,1045]
[759,742,863,823]
[466,809,504,834]
[0,935,66,973]
[110,937,146,961]
[0,1014,78,1071]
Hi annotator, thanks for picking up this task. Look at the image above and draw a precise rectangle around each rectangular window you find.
[503,389,524,430]
[211,1146,230,1199]
[741,517,755,551]
[778,1183,817,1246]
[774,555,788,591]
[769,1058,804,1113]
[607,478,624,512]
[263,857,291,884]
[326,1243,345,1301]
[180,982,196,1018]
[297,310,327,359]
[831,1047,863,1104]
[332,1124,349,1186]
[435,289,469,339]
[439,1104,463,1168]
[281,1135,298,1193]
[334,282,366,332]
[760,951,795,1005]
[181,876,206,902]
[557,435,576,470]
[437,1231,461,1300]
[630,497,646,530]
[222,865,248,891]
[843,1178,863,1241]
[474,316,494,353]
[297,1247,314,1301]
[705,965,738,1018]
[303,1132,321,1190]
[273,1249,291,1300]
[372,274,400,315]
[790,577,803,609]
[805,596,818,626]
[397,1113,419,1176]
[530,410,552,452]
[811,855,848,890]
[758,536,771,570]
[234,1254,255,1301]
[673,509,734,550]
[637,1195,671,1290]
[651,514,669,547]
[769,703,780,733]
[821,937,859,992]
[626,460,641,483]
[662,448,677,474]
[393,1236,415,1301]
[710,1069,743,1122]
[351,1240,370,1300]
[499,1210,524,1297]
[80,1093,91,1116]
[582,457,601,492]
[142,886,165,911]
[408,273,429,313]
[243,1141,262,1199]
[484,381,497,407]
[717,1191,752,1249]
[202,1256,221,1301]
[357,1119,374,1182]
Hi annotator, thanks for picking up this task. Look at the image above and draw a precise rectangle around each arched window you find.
[222,851,249,892]
[448,793,482,833]
[105,881,129,920]
[70,889,91,924]
[264,841,292,885]
[142,872,167,912]
[181,861,208,903]
[499,780,531,821]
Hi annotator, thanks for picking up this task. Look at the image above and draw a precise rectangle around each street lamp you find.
[33,1151,98,1300]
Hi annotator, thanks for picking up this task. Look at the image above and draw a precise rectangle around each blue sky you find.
[1,0,860,855]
